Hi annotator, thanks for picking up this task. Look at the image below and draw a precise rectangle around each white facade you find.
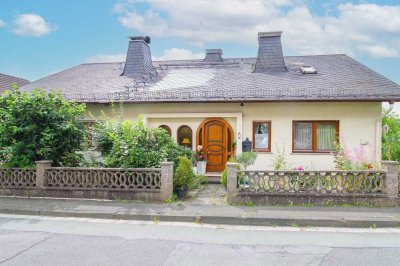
[86,101,382,170]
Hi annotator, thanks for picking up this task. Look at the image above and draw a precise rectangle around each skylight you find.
[300,65,317,74]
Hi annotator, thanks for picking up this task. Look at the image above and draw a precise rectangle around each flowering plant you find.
[195,145,206,162]
[333,140,376,170]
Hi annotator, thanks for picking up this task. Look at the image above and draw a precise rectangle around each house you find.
[21,32,400,171]
[0,73,30,93]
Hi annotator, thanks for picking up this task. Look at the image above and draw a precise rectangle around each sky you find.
[0,0,399,109]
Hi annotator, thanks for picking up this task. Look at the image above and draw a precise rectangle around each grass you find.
[164,193,179,204]
[194,216,202,224]
[25,190,33,198]
[114,197,131,204]
[236,201,255,207]
[151,216,159,224]
[230,199,384,208]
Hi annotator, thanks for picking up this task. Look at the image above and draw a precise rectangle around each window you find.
[252,121,271,152]
[159,125,171,136]
[177,125,192,149]
[293,121,339,153]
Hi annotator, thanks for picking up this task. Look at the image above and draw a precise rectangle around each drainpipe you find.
[376,101,395,164]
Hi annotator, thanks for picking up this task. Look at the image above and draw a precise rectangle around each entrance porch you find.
[144,113,241,175]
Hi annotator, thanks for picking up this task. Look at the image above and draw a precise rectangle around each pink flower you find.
[296,166,304,171]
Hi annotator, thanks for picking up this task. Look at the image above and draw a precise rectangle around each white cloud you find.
[153,48,203,61]
[0,19,6,28]
[114,1,400,58]
[358,45,400,58]
[13,14,56,37]
[85,53,126,63]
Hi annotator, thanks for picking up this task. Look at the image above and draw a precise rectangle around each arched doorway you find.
[197,118,234,172]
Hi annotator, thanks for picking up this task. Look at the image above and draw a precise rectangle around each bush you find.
[382,110,400,161]
[94,115,193,169]
[236,151,257,170]
[174,157,194,188]
[189,174,208,190]
[0,88,86,167]
[272,146,291,170]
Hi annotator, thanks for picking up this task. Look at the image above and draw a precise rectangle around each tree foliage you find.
[0,88,86,167]
[236,151,258,170]
[94,115,193,169]
[382,110,400,161]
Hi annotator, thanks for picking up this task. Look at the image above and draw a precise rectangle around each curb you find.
[1,208,399,228]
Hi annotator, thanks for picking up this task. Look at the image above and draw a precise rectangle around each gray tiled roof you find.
[21,54,400,103]
[0,73,30,93]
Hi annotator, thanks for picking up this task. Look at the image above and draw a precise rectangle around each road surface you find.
[0,214,399,265]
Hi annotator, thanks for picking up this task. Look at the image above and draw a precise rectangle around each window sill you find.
[253,151,273,154]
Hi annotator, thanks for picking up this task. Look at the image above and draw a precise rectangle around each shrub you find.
[94,115,193,169]
[174,157,194,188]
[236,151,257,170]
[272,146,290,170]
[189,174,208,190]
[61,152,84,167]
[382,110,400,161]
[0,88,86,167]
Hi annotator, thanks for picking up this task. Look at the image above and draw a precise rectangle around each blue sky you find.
[0,0,399,88]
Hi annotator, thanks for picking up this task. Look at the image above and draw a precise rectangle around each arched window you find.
[177,125,192,149]
[159,125,171,136]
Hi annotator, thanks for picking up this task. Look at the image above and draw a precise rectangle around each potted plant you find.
[195,145,207,175]
[174,157,194,199]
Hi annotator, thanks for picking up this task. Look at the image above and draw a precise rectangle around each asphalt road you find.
[0,214,399,266]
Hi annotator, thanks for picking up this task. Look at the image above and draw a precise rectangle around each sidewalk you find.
[1,196,399,228]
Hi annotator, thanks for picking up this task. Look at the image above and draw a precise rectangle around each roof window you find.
[300,65,317,74]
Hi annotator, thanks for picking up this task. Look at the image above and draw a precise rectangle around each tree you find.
[0,88,86,167]
[94,115,193,169]
[382,110,400,161]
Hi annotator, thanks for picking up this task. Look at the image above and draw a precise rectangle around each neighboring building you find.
[22,32,400,171]
[0,73,30,93]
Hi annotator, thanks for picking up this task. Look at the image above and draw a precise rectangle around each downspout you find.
[377,101,394,164]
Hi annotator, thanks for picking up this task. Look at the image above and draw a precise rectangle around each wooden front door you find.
[204,120,227,172]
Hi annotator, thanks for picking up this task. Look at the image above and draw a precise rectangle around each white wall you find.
[86,102,381,170]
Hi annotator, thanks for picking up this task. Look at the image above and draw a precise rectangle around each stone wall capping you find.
[0,161,174,202]
[226,162,399,206]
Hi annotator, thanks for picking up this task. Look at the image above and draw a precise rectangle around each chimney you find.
[204,49,223,62]
[254,31,286,73]
[122,36,155,78]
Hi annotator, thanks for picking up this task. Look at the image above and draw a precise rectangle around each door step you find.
[205,172,221,184]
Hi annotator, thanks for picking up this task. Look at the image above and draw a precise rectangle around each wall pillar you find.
[35,160,53,188]
[381,161,399,199]
[160,162,174,201]
[226,162,239,195]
